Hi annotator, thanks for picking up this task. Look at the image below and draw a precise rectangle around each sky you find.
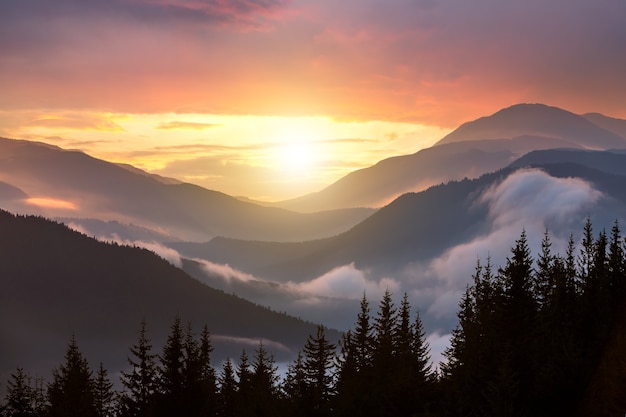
[1,0,625,201]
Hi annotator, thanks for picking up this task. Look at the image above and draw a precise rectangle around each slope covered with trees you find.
[4,219,626,416]
[0,209,329,387]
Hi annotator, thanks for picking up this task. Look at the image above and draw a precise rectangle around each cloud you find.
[2,0,625,124]
[156,121,222,130]
[98,234,185,268]
[27,114,125,132]
[290,263,400,302]
[25,197,78,211]
[0,0,290,30]
[420,168,603,320]
[212,335,291,353]
[426,331,451,369]
[198,259,257,283]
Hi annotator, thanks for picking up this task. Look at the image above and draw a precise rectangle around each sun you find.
[272,122,323,176]
[278,141,318,173]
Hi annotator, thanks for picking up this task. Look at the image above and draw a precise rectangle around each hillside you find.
[275,104,626,212]
[436,103,626,148]
[0,137,373,242]
[0,210,335,385]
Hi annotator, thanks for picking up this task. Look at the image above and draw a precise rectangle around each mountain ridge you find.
[0,209,335,385]
[273,104,626,212]
[0,137,374,241]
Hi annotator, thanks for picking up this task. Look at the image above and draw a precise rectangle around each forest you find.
[2,219,626,417]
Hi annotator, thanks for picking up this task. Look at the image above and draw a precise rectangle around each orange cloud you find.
[1,0,625,128]
[28,115,124,132]
[26,197,78,211]
[156,121,221,130]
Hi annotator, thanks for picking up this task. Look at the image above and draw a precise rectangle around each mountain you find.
[436,103,626,148]
[0,180,27,200]
[0,137,373,241]
[583,112,626,140]
[186,152,626,282]
[0,210,336,385]
[275,104,626,212]
[510,148,626,177]
[170,149,626,333]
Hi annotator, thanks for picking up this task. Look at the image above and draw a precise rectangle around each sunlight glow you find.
[0,110,449,201]
[26,197,78,210]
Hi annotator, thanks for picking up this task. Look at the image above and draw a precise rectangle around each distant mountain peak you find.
[435,103,626,150]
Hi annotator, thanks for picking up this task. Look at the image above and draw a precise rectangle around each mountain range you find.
[2,102,626,380]
[274,103,626,212]
[0,138,373,242]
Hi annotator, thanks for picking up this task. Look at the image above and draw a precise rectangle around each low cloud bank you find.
[419,168,603,320]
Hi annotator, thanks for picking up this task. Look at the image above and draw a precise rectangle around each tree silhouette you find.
[302,325,336,417]
[3,368,38,417]
[93,363,115,417]
[119,320,157,417]
[216,358,237,417]
[47,335,97,417]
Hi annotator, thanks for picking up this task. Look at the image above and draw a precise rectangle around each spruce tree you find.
[3,368,36,417]
[608,220,626,296]
[235,350,253,417]
[302,325,336,417]
[93,363,115,417]
[120,320,158,417]
[156,316,185,416]
[496,230,537,413]
[47,335,97,417]
[188,324,217,416]
[250,341,279,417]
[371,290,398,417]
[283,351,307,415]
[394,293,433,416]
[217,358,237,417]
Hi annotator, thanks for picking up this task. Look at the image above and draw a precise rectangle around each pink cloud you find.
[1,0,625,125]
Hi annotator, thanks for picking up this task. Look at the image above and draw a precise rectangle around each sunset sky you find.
[1,0,625,201]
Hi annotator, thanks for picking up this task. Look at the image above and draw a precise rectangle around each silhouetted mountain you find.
[582,112,626,140]
[275,104,626,212]
[436,103,626,148]
[511,148,626,177]
[0,137,373,241]
[0,180,27,200]
[0,210,337,385]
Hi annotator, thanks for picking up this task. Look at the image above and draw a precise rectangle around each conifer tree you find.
[47,335,97,417]
[93,363,115,417]
[250,341,280,417]
[302,325,336,417]
[188,324,217,416]
[283,351,307,415]
[394,293,433,416]
[3,368,36,417]
[120,320,158,417]
[217,358,237,417]
[155,316,185,416]
[496,230,536,413]
[334,293,374,417]
[534,229,555,308]
[333,331,361,417]
[235,350,253,417]
[370,290,398,417]
[353,292,373,372]
[608,220,625,296]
